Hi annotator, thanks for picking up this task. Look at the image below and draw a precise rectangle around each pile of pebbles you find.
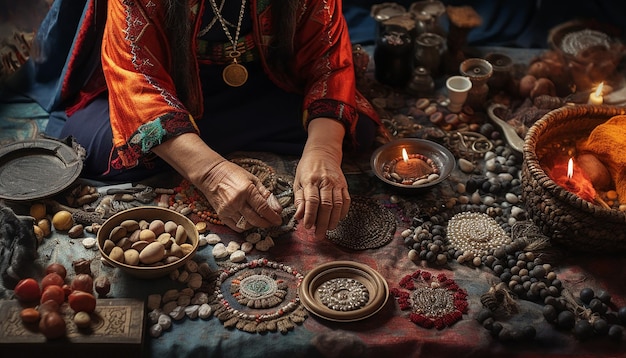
[397,133,625,342]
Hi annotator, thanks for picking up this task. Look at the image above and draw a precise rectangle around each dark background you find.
[343,0,626,48]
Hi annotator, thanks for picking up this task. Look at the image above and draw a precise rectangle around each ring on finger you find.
[236,216,247,229]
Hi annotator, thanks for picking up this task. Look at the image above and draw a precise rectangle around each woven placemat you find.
[326,196,396,250]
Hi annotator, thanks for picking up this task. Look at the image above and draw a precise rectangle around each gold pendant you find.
[222,60,248,87]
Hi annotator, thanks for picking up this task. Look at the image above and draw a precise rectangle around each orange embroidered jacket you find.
[100,0,380,168]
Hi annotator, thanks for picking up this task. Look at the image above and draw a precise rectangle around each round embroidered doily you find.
[210,258,307,333]
[326,196,396,250]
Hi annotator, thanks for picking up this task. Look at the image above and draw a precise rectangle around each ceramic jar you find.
[459,58,493,110]
[414,32,445,77]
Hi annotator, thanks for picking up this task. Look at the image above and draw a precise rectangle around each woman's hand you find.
[294,118,349,240]
[152,133,282,232]
[199,160,283,231]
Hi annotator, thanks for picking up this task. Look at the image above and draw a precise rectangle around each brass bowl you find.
[370,138,455,190]
[299,261,389,322]
[97,206,199,279]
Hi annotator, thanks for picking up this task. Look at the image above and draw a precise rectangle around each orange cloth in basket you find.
[578,115,626,201]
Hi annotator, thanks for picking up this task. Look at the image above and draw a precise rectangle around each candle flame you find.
[567,158,573,179]
[402,148,409,163]
[595,82,604,97]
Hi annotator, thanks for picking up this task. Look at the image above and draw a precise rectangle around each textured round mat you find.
[326,196,396,250]
[209,258,307,333]
[391,270,468,329]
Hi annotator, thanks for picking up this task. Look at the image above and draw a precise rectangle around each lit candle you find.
[588,82,604,105]
[566,157,573,183]
[394,148,422,178]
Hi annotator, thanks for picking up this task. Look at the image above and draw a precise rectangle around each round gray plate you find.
[0,138,82,201]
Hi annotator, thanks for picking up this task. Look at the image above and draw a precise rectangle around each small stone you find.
[472,256,482,267]
[198,303,212,319]
[510,206,524,218]
[484,151,497,161]
[245,232,262,244]
[185,305,200,319]
[230,250,246,263]
[226,241,240,254]
[150,323,163,338]
[482,196,495,206]
[212,243,228,259]
[408,249,418,261]
[169,306,186,320]
[505,193,519,204]
[256,236,275,251]
[82,237,97,249]
[241,241,254,253]
[158,314,172,330]
[413,178,430,186]
[485,158,497,172]
[458,158,475,173]
[205,233,222,245]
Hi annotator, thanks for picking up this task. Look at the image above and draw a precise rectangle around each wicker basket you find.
[521,104,626,253]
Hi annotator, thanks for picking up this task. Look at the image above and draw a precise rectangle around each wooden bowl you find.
[97,206,199,279]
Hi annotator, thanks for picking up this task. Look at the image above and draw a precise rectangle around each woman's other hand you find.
[294,118,349,240]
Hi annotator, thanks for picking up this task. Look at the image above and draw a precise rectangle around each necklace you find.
[197,0,228,38]
[208,0,248,87]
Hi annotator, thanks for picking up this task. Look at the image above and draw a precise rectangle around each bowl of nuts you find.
[96,206,199,279]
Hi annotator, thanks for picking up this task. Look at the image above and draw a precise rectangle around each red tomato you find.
[40,285,65,306]
[14,278,41,302]
[68,291,97,313]
[41,272,65,291]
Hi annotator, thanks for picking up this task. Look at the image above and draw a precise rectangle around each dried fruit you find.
[52,210,73,231]
[29,202,47,220]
